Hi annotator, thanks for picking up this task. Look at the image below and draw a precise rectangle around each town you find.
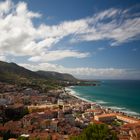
[0,82,140,140]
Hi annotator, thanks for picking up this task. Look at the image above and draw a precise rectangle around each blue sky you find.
[0,0,140,79]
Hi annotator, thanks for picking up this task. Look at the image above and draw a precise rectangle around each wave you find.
[65,87,140,117]
[106,106,126,110]
[66,87,109,105]
[105,106,140,116]
[65,87,94,103]
[121,110,140,116]
[66,87,80,96]
[95,100,108,104]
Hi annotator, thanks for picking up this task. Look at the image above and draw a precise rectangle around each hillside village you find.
[0,0,140,139]
[0,82,140,140]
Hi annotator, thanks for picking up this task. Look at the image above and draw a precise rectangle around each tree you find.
[70,124,118,140]
[46,135,52,140]
[3,130,11,140]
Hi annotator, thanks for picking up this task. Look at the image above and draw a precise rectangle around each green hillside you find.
[0,61,43,83]
[0,61,78,90]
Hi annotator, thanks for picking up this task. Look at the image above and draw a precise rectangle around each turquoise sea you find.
[68,80,140,116]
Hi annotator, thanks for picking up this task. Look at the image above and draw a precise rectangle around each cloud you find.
[19,63,140,79]
[0,54,6,61]
[97,47,105,51]
[0,0,140,61]
[39,8,140,47]
[0,0,12,14]
[19,62,127,79]
[0,0,41,56]
[28,50,89,62]
[110,18,140,46]
[71,10,140,46]
[0,0,140,80]
[0,0,90,61]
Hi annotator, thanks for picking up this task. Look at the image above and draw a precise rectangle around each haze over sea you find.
[68,80,140,116]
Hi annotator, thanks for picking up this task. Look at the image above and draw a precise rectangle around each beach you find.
[65,84,140,119]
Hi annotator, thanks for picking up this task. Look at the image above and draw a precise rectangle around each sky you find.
[0,0,140,79]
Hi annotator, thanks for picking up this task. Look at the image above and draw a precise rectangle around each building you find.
[117,115,139,124]
[119,123,140,140]
[94,113,140,124]
[50,119,59,132]
[94,113,116,122]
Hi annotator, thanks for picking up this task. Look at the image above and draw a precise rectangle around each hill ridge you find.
[0,61,77,83]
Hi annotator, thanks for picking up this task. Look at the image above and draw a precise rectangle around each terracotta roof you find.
[91,120,104,124]
[123,122,140,128]
[86,109,102,112]
[95,113,140,123]
[117,115,140,123]
[95,113,116,118]
[0,126,8,131]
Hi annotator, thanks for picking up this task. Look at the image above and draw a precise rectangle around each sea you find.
[66,80,140,116]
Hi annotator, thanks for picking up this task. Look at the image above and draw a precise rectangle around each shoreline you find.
[65,86,140,118]
[65,87,94,103]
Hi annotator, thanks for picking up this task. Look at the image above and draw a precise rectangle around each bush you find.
[70,124,118,140]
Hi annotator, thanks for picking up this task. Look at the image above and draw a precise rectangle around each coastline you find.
[65,86,140,118]
[65,87,94,103]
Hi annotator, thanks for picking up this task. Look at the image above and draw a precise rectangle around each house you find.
[94,113,140,124]
[119,122,140,140]
[94,113,116,122]
[116,115,140,124]
[50,119,59,132]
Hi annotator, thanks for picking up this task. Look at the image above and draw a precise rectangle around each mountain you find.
[0,61,43,83]
[37,70,77,82]
[0,61,77,84]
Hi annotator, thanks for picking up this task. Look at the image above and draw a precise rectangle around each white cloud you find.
[0,0,12,15]
[19,63,127,79]
[40,8,140,47]
[97,47,105,51]
[0,0,60,57]
[28,50,89,62]
[19,63,140,79]
[16,1,41,18]
[0,0,90,61]
[94,8,120,21]
[0,0,140,80]
[0,0,140,61]
[0,53,7,61]
[110,18,140,46]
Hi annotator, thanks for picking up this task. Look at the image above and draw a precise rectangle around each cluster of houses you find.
[0,82,140,140]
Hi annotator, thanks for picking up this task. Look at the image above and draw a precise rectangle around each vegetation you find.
[2,130,17,140]
[112,120,123,126]
[0,60,80,92]
[4,107,29,122]
[0,61,99,90]
[70,124,118,140]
